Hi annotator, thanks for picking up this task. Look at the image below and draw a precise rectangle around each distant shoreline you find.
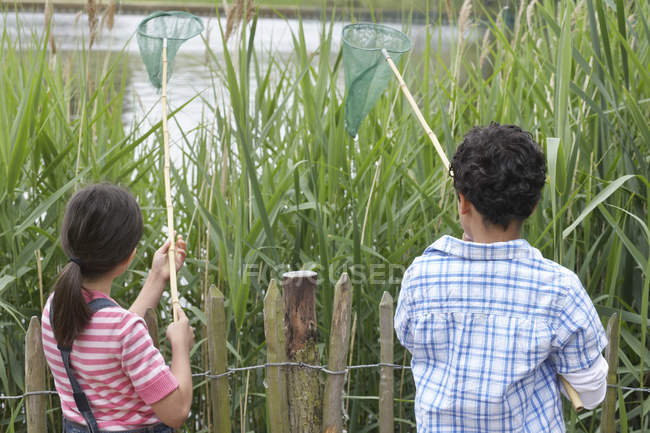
[2,0,451,22]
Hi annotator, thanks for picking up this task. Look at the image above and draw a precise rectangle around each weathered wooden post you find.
[207,284,231,433]
[25,316,47,433]
[601,313,619,433]
[322,273,353,433]
[264,279,290,433]
[379,292,394,433]
[144,308,159,348]
[283,270,322,433]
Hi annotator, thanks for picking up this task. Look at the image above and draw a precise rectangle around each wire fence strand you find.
[0,390,58,399]
[3,362,650,400]
[611,385,650,393]
[193,361,410,379]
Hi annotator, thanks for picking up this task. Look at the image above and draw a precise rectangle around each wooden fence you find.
[24,271,621,433]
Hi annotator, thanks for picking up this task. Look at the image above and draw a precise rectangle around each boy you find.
[395,123,608,432]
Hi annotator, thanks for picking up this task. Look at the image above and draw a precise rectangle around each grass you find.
[1,0,649,431]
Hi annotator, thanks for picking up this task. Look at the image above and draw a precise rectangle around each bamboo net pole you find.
[381,48,450,172]
[161,38,180,322]
[559,376,583,412]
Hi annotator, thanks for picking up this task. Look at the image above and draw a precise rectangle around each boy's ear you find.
[531,202,539,215]
[458,193,472,215]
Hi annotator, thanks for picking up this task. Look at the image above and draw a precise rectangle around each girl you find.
[41,183,194,432]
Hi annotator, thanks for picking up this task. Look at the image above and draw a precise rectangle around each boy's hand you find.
[151,234,187,282]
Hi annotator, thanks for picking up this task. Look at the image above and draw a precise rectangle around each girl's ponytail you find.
[52,261,91,348]
[51,184,143,347]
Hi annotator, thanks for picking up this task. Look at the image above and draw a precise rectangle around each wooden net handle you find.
[559,375,584,411]
[161,38,180,323]
[381,48,450,172]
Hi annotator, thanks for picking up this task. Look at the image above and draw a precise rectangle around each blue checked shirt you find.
[395,235,607,432]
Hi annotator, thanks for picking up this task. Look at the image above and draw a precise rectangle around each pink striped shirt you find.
[42,291,178,430]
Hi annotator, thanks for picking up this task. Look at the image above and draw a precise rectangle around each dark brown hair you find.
[450,123,547,230]
[51,184,143,347]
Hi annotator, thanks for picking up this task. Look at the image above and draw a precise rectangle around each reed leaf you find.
[562,174,636,238]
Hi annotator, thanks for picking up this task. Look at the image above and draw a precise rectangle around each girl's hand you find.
[129,235,187,317]
[151,234,187,282]
[154,307,195,428]
[166,307,195,352]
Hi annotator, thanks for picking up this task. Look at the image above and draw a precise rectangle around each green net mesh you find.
[342,23,411,137]
[137,11,204,89]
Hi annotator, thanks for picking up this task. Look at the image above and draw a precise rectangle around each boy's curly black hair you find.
[450,122,547,230]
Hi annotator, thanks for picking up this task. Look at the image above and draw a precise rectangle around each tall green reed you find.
[1,0,649,431]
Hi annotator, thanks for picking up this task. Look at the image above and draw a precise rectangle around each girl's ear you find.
[126,248,137,265]
[117,248,137,271]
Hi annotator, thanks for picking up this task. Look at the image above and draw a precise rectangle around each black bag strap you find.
[58,297,118,433]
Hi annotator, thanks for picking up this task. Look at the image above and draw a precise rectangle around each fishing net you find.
[342,23,411,137]
[137,11,204,89]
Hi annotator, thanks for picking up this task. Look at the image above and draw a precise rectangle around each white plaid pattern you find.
[395,235,607,432]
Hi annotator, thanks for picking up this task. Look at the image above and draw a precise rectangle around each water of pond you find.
[5,12,462,147]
